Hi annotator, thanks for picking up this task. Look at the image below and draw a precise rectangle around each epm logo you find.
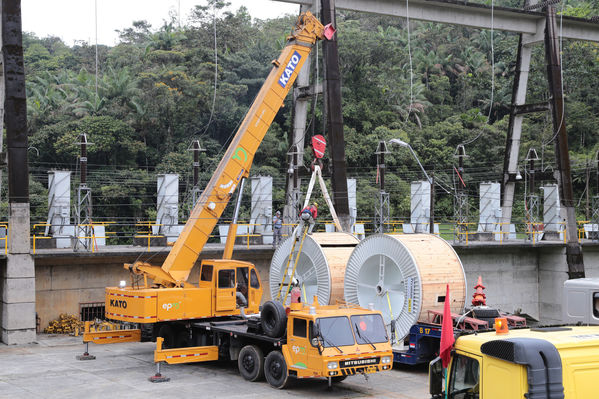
[278,51,302,88]
[110,299,127,309]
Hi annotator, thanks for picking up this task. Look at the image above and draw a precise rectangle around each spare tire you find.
[262,300,287,338]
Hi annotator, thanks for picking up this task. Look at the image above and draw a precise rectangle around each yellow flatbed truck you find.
[429,324,599,398]
[152,300,392,388]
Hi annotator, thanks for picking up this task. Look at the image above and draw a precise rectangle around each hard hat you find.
[276,210,281,215]
[313,202,318,207]
[292,278,299,286]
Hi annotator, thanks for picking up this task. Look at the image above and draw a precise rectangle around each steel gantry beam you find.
[278,0,598,274]
[277,0,599,43]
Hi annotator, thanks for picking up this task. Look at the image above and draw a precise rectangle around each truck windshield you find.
[316,317,355,347]
[449,354,480,399]
[350,314,388,344]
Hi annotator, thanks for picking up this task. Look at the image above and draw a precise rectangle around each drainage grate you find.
[80,302,105,321]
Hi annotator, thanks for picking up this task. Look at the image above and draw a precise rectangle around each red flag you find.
[440,284,455,368]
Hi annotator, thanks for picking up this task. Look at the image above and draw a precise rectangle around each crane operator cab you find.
[198,259,262,316]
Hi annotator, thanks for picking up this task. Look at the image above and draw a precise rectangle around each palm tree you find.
[102,66,141,106]
[378,64,432,128]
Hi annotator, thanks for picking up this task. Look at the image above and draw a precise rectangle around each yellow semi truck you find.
[429,322,599,398]
[82,12,393,388]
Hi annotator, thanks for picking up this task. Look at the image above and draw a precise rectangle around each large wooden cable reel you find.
[269,232,358,305]
[344,234,467,341]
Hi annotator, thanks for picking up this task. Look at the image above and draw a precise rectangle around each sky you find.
[21,0,300,46]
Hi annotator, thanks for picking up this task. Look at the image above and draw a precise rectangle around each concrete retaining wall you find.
[28,242,599,329]
[34,247,273,329]
[455,246,540,320]
[456,243,599,324]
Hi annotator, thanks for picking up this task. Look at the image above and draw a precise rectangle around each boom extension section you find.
[129,12,325,287]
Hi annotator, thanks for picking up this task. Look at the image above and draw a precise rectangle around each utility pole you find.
[0,26,3,206]
[284,144,302,235]
[189,139,205,206]
[320,0,350,231]
[430,172,435,234]
[374,140,390,233]
[593,151,599,241]
[525,148,540,240]
[500,0,542,239]
[74,133,93,251]
[284,2,320,236]
[454,145,468,242]
[544,5,584,278]
[586,158,590,220]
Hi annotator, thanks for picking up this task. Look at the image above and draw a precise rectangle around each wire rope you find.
[542,0,567,146]
[200,2,219,137]
[405,0,414,120]
[94,0,99,110]
[461,0,495,147]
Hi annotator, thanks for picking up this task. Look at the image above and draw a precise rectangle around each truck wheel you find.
[262,301,287,338]
[238,345,264,382]
[264,350,291,389]
[157,324,175,349]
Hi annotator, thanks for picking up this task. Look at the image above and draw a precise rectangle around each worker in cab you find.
[236,282,248,308]
[299,202,318,235]
[273,210,283,248]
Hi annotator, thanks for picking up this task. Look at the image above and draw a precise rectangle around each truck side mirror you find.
[312,324,320,337]
[311,323,321,347]
[429,356,444,398]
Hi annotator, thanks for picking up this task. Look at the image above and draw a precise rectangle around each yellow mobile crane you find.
[81,12,393,388]
[104,12,325,325]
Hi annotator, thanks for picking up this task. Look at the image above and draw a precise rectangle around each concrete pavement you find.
[0,334,429,399]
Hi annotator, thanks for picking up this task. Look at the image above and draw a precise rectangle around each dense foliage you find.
[20,2,599,227]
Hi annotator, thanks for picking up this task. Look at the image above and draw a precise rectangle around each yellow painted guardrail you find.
[32,223,52,254]
[135,221,163,252]
[0,223,8,255]
[22,218,593,252]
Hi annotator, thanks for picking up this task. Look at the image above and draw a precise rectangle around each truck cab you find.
[429,325,599,399]
[282,304,393,382]
[563,277,599,324]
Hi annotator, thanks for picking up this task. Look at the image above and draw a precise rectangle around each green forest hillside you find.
[20,2,599,230]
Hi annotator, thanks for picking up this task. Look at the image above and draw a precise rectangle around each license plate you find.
[340,357,379,368]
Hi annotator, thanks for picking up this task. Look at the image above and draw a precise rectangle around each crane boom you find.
[156,12,325,285]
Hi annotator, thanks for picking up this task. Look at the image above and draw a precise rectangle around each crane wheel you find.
[261,301,287,338]
[238,345,265,382]
[264,350,291,389]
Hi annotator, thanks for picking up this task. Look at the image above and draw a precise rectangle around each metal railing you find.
[134,221,164,252]
[19,218,598,253]
[0,223,8,255]
[32,223,52,254]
